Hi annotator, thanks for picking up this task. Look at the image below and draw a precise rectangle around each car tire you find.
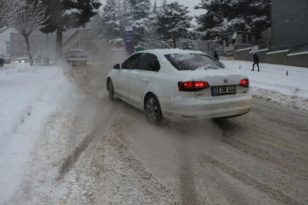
[144,94,163,124]
[108,79,115,101]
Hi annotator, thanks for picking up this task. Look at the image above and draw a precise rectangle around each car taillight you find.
[240,79,249,87]
[178,81,209,92]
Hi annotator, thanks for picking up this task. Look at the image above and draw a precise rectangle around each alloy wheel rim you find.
[146,97,160,122]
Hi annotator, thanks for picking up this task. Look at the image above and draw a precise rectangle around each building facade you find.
[223,31,256,55]
[8,31,56,59]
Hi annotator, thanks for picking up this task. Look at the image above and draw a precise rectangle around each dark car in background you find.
[0,56,11,67]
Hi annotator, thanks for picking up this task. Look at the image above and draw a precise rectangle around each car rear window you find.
[165,53,224,71]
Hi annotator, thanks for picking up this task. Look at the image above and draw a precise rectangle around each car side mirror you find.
[113,64,120,69]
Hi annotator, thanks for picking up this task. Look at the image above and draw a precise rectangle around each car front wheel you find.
[145,95,163,124]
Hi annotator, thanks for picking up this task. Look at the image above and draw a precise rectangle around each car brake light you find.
[178,81,209,92]
[240,79,249,87]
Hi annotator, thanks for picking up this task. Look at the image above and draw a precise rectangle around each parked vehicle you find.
[65,49,89,66]
[0,56,11,65]
[107,49,252,123]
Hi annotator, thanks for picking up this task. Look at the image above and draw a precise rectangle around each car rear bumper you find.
[162,95,252,120]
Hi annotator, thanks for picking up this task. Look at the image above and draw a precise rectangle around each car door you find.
[129,53,161,108]
[116,53,141,100]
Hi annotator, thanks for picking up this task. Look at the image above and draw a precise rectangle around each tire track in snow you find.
[56,127,102,181]
[201,154,306,205]
[56,67,116,181]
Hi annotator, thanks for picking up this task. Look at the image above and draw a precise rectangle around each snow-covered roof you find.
[287,50,308,57]
[267,49,289,55]
[249,48,269,54]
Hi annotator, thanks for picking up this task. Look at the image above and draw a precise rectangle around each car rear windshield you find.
[165,53,224,71]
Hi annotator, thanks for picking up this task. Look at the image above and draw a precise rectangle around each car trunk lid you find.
[180,69,248,99]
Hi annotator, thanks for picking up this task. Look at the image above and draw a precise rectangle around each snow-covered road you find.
[0,63,174,204]
[1,61,308,204]
[66,64,308,205]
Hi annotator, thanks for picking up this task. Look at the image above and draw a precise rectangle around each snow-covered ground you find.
[0,63,174,204]
[222,60,308,111]
[1,60,308,204]
[0,63,75,203]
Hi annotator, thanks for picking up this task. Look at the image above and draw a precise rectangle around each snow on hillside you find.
[223,60,308,111]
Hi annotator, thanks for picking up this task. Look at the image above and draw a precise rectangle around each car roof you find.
[137,49,204,56]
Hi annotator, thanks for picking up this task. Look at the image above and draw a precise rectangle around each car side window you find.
[122,53,141,69]
[137,53,160,72]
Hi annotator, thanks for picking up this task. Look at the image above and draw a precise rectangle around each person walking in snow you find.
[252,54,260,72]
[214,51,219,61]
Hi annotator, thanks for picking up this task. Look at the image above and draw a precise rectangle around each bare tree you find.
[13,1,47,66]
[0,0,23,32]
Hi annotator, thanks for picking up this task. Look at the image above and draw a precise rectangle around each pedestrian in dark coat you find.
[252,54,260,72]
[214,51,219,61]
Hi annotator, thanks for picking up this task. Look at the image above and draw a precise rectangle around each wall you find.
[234,50,308,68]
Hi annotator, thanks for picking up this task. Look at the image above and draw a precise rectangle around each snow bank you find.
[0,63,74,203]
[222,60,308,110]
[222,60,308,99]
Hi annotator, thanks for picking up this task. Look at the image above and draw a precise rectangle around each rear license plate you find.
[211,85,237,96]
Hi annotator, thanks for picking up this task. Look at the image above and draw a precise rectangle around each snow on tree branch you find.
[13,1,48,66]
[0,0,24,31]
[195,0,271,40]
[13,1,48,37]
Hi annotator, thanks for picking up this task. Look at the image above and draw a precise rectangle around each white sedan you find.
[107,49,252,123]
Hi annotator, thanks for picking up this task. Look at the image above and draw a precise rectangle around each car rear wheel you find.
[108,80,115,101]
[145,95,163,124]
